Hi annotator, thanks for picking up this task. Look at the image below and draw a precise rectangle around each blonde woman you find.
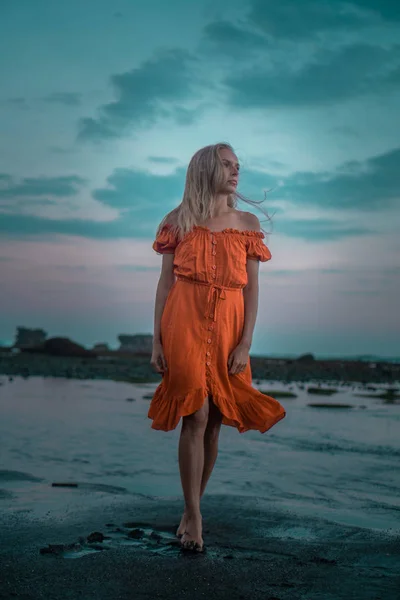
[149,142,286,553]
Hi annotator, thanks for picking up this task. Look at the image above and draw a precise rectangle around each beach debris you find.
[40,542,82,555]
[149,531,162,543]
[51,482,78,487]
[127,528,145,539]
[353,389,400,403]
[310,555,337,565]
[307,403,353,409]
[125,397,136,401]
[259,389,297,398]
[307,387,338,395]
[142,393,154,400]
[87,531,106,543]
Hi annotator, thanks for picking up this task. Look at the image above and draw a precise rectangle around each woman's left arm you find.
[227,259,259,375]
[240,258,260,350]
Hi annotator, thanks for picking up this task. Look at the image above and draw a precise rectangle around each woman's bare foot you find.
[176,510,187,538]
[180,511,204,552]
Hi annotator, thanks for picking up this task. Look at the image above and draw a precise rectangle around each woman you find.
[149,142,286,553]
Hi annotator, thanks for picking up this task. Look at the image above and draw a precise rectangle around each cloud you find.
[0,175,86,201]
[6,97,29,109]
[0,174,12,183]
[201,20,269,59]
[77,49,200,142]
[225,43,400,109]
[0,209,371,243]
[147,156,179,164]
[1,145,397,239]
[247,0,377,40]
[42,92,82,106]
[349,0,400,21]
[92,167,185,209]
[0,212,136,240]
[276,147,400,210]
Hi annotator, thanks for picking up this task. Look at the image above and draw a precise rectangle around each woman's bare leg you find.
[177,397,223,540]
[200,396,223,495]
[178,398,209,550]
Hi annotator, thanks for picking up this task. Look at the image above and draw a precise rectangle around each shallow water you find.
[0,375,399,532]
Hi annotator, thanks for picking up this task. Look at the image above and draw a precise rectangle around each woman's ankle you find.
[185,507,202,519]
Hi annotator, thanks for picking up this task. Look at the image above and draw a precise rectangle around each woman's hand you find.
[150,341,167,374]
[227,342,250,375]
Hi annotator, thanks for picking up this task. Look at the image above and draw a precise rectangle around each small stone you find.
[87,531,105,543]
[127,528,145,539]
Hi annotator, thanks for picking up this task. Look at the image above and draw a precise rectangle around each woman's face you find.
[218,148,240,194]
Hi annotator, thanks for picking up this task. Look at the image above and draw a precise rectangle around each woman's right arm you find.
[151,253,175,373]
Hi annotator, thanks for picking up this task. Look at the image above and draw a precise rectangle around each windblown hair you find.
[156,142,273,241]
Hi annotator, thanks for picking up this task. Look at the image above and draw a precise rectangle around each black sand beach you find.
[1,492,399,600]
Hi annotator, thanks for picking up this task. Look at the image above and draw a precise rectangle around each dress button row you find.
[212,251,216,255]
[212,240,217,245]
[212,265,216,270]
[207,338,212,343]
[206,361,211,366]
[206,351,210,356]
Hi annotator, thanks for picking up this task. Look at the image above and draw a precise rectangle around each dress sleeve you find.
[246,232,272,262]
[152,224,178,254]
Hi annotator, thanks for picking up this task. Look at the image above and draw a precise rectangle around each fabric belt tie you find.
[176,276,243,322]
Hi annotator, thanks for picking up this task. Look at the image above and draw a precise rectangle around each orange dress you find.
[148,225,286,433]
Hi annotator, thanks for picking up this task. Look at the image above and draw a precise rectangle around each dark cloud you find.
[202,20,269,58]
[247,0,378,40]
[6,97,28,109]
[43,92,82,106]
[0,174,12,183]
[2,146,397,240]
[0,175,85,199]
[275,147,400,210]
[225,43,400,108]
[0,209,370,243]
[147,156,179,164]
[349,0,400,21]
[77,49,199,142]
[92,167,185,209]
[0,213,135,239]
[0,175,85,200]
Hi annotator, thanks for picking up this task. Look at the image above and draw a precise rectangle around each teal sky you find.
[0,0,399,358]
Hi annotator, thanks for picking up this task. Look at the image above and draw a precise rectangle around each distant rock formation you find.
[297,353,315,363]
[14,327,47,349]
[118,334,153,354]
[92,343,110,352]
[21,337,96,357]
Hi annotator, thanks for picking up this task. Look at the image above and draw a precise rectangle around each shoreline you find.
[1,352,399,386]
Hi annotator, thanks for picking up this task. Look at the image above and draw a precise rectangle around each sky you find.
[0,0,399,358]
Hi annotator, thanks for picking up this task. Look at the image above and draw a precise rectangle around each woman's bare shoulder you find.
[237,210,261,231]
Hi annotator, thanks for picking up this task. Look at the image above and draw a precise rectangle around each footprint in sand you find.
[39,522,212,559]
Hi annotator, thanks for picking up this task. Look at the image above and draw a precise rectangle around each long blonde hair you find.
[156,142,273,240]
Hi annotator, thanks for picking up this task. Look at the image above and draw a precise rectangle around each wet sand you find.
[1,492,399,600]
